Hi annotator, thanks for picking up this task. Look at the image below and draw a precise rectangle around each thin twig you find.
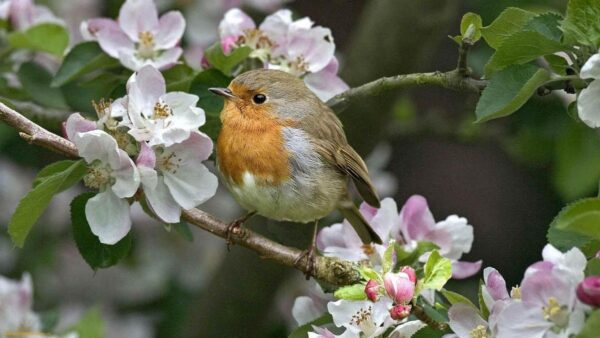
[0,101,361,286]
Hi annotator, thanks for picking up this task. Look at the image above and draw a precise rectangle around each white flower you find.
[81,0,185,70]
[328,298,395,338]
[577,53,600,128]
[72,130,140,244]
[4,0,64,31]
[0,273,41,335]
[121,65,206,147]
[136,133,218,223]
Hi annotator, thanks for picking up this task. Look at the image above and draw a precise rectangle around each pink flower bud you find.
[384,272,415,304]
[365,279,380,302]
[400,266,417,283]
[389,304,412,320]
[577,276,600,307]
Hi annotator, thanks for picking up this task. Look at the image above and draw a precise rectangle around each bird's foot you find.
[294,245,317,280]
[225,211,256,250]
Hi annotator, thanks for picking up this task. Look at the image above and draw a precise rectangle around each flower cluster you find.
[218,8,349,101]
[65,65,217,244]
[317,195,482,279]
[447,244,589,338]
[0,0,64,31]
[80,0,185,71]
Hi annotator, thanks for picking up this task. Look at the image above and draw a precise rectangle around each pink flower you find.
[80,0,185,70]
[5,0,64,31]
[389,304,411,320]
[400,266,417,283]
[383,272,415,304]
[365,279,380,302]
[576,276,600,307]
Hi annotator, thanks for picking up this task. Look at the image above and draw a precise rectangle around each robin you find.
[209,69,382,270]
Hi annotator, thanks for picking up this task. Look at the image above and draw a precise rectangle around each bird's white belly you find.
[228,171,336,223]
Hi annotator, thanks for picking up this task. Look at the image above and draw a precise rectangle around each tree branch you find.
[326,70,486,112]
[0,101,361,286]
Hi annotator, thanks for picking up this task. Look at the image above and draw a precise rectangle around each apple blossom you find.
[80,0,185,70]
[576,276,600,307]
[292,282,332,326]
[3,0,64,31]
[389,304,411,320]
[136,134,218,224]
[577,52,600,128]
[0,273,40,335]
[120,65,206,147]
[383,272,415,304]
[364,279,380,302]
[218,8,348,101]
[328,298,395,338]
[70,128,140,244]
[447,303,493,338]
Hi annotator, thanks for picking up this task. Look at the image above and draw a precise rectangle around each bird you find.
[209,69,382,271]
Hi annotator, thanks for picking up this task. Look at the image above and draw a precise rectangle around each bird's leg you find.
[294,219,319,280]
[226,211,256,250]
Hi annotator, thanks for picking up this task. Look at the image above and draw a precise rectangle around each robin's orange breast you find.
[217,101,292,186]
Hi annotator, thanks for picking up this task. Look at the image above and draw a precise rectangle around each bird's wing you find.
[299,105,381,208]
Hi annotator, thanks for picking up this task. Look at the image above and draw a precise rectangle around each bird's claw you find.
[225,219,243,251]
[294,246,317,280]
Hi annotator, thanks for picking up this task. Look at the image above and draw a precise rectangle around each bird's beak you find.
[209,87,236,100]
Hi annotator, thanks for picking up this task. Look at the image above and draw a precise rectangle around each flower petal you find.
[287,25,335,73]
[388,320,427,338]
[483,267,509,302]
[163,163,218,209]
[398,195,436,241]
[73,130,118,164]
[292,296,322,326]
[260,9,293,56]
[127,65,166,116]
[362,197,397,243]
[452,260,482,279]
[144,176,181,223]
[219,8,255,40]
[495,301,551,338]
[316,222,365,261]
[161,91,205,129]
[581,53,600,80]
[110,149,140,198]
[80,17,119,40]
[448,303,487,338]
[304,67,349,101]
[118,0,159,41]
[64,113,98,141]
[155,11,185,49]
[85,190,131,245]
[578,80,600,128]
[136,142,156,168]
[152,47,183,70]
[95,27,134,58]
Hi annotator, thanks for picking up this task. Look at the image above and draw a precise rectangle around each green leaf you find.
[71,193,132,269]
[334,283,367,300]
[8,23,69,56]
[17,61,68,109]
[382,240,396,274]
[481,7,536,49]
[484,31,567,76]
[173,221,194,242]
[33,160,85,190]
[357,266,380,282]
[441,289,477,309]
[421,250,452,291]
[524,13,563,41]
[413,326,446,338]
[561,0,600,48]
[67,307,104,338]
[478,279,490,320]
[553,124,600,201]
[395,241,439,267]
[163,64,196,92]
[189,69,231,140]
[52,42,119,87]
[288,314,333,338]
[550,198,600,241]
[544,54,569,76]
[576,309,600,338]
[475,64,551,123]
[204,43,252,76]
[61,73,123,114]
[8,160,86,247]
[547,226,600,257]
[586,258,600,276]
[460,13,483,42]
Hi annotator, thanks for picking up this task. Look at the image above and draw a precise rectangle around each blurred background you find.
[2,0,595,337]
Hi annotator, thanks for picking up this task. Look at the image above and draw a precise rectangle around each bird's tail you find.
[338,203,382,244]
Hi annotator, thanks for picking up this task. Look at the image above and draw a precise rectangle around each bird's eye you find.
[252,94,267,104]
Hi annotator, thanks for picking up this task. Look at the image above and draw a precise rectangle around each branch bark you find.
[326,70,486,112]
[0,101,361,286]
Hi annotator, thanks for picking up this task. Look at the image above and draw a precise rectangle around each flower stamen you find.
[83,162,112,189]
[137,31,156,59]
[350,306,376,336]
[469,325,488,338]
[542,297,569,328]
[153,102,172,119]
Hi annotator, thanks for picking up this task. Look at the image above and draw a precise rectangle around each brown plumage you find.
[213,69,382,244]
